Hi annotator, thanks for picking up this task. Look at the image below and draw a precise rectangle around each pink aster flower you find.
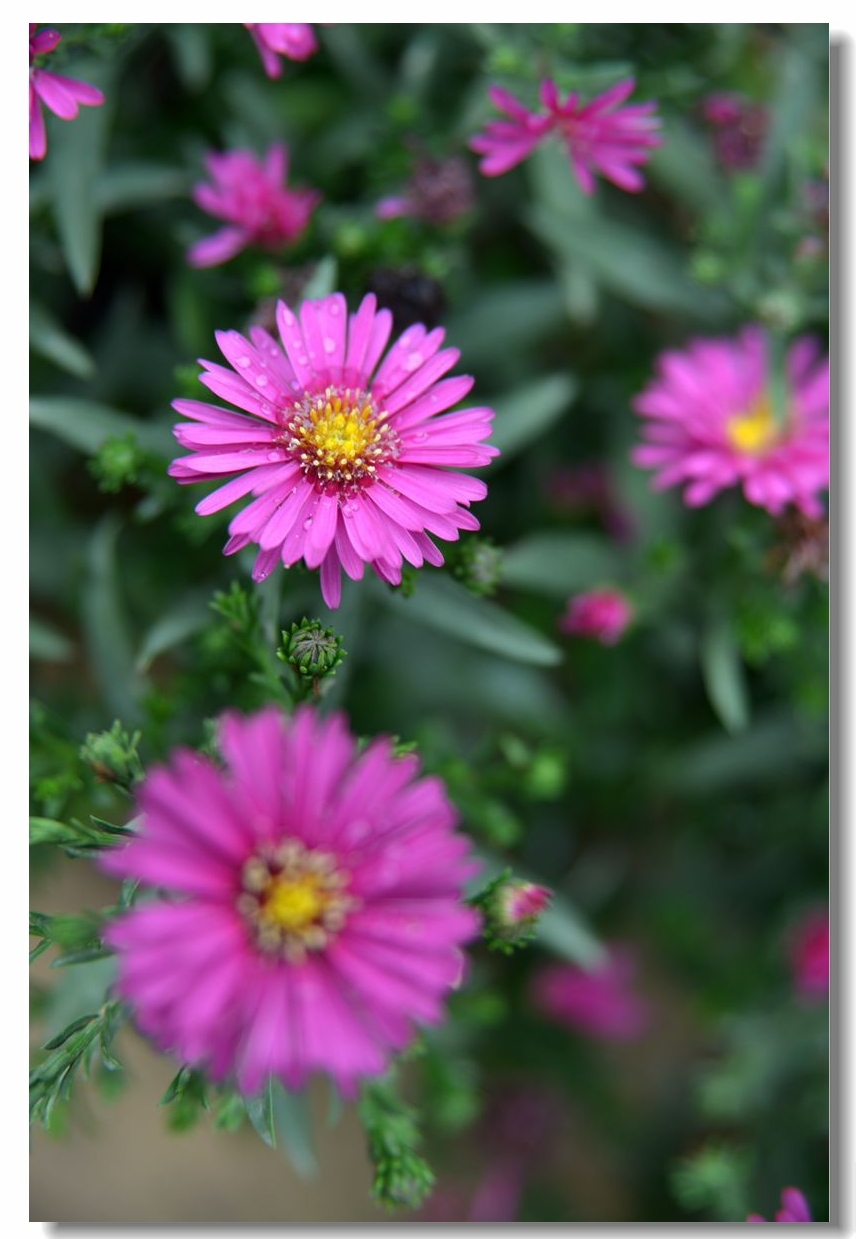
[187,144,320,268]
[559,588,633,645]
[169,291,499,609]
[469,77,662,193]
[631,327,829,517]
[29,24,104,162]
[747,1187,813,1223]
[244,23,317,76]
[530,946,650,1042]
[101,706,480,1098]
[701,91,768,171]
[788,908,829,1003]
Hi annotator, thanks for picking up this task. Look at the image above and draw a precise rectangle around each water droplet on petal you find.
[267,450,282,462]
[412,431,428,443]
[303,516,314,529]
[404,352,423,371]
[256,375,268,387]
[323,337,336,354]
[342,501,357,518]
[296,354,309,367]
[282,310,295,327]
[236,355,252,368]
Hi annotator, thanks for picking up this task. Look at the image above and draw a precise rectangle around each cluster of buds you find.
[453,537,504,597]
[80,722,144,790]
[278,618,346,681]
[472,871,553,954]
[700,91,768,171]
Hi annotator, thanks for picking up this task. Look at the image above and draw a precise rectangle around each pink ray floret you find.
[187,144,320,268]
[469,77,662,193]
[100,706,481,1098]
[169,291,499,609]
[747,1187,813,1223]
[29,24,104,161]
[530,946,650,1041]
[632,327,829,517]
[244,23,317,77]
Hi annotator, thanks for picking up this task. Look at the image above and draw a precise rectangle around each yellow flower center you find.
[725,394,780,455]
[261,872,328,932]
[237,839,359,962]
[283,387,399,493]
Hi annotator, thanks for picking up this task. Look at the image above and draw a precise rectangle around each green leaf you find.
[29,302,96,379]
[300,256,339,302]
[501,532,623,597]
[30,817,75,847]
[136,595,213,672]
[164,24,212,91]
[378,573,562,667]
[269,1082,318,1178]
[29,617,74,663]
[445,280,566,368]
[95,162,191,215]
[528,203,726,318]
[646,117,723,215]
[489,374,578,464]
[245,1079,277,1149]
[47,61,112,295]
[82,515,143,722]
[30,396,173,456]
[700,618,750,734]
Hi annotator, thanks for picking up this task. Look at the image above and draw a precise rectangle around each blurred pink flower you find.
[101,705,480,1098]
[244,23,317,76]
[169,291,498,609]
[29,24,104,161]
[631,327,829,517]
[531,946,650,1041]
[187,144,320,268]
[559,588,633,645]
[470,77,662,193]
[545,463,636,541]
[747,1186,813,1223]
[788,908,829,1003]
[701,91,767,171]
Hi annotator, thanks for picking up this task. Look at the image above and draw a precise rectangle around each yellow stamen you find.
[726,394,780,455]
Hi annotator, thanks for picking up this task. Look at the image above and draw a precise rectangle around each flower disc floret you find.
[101,706,481,1097]
[169,291,499,608]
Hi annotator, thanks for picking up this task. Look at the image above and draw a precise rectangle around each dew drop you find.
[296,354,309,368]
[267,450,282,462]
[323,337,337,354]
[404,352,422,371]
[303,516,314,529]
[281,310,295,327]
[255,374,268,387]
[342,501,357,518]
[236,356,252,368]
[328,302,341,316]
[412,431,428,443]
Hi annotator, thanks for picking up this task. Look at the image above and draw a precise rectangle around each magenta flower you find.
[788,908,829,1003]
[187,144,321,268]
[244,22,317,76]
[101,706,480,1097]
[631,327,829,517]
[29,24,104,162]
[469,78,662,193]
[747,1187,813,1223]
[169,291,498,609]
[559,588,633,646]
[530,946,650,1041]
